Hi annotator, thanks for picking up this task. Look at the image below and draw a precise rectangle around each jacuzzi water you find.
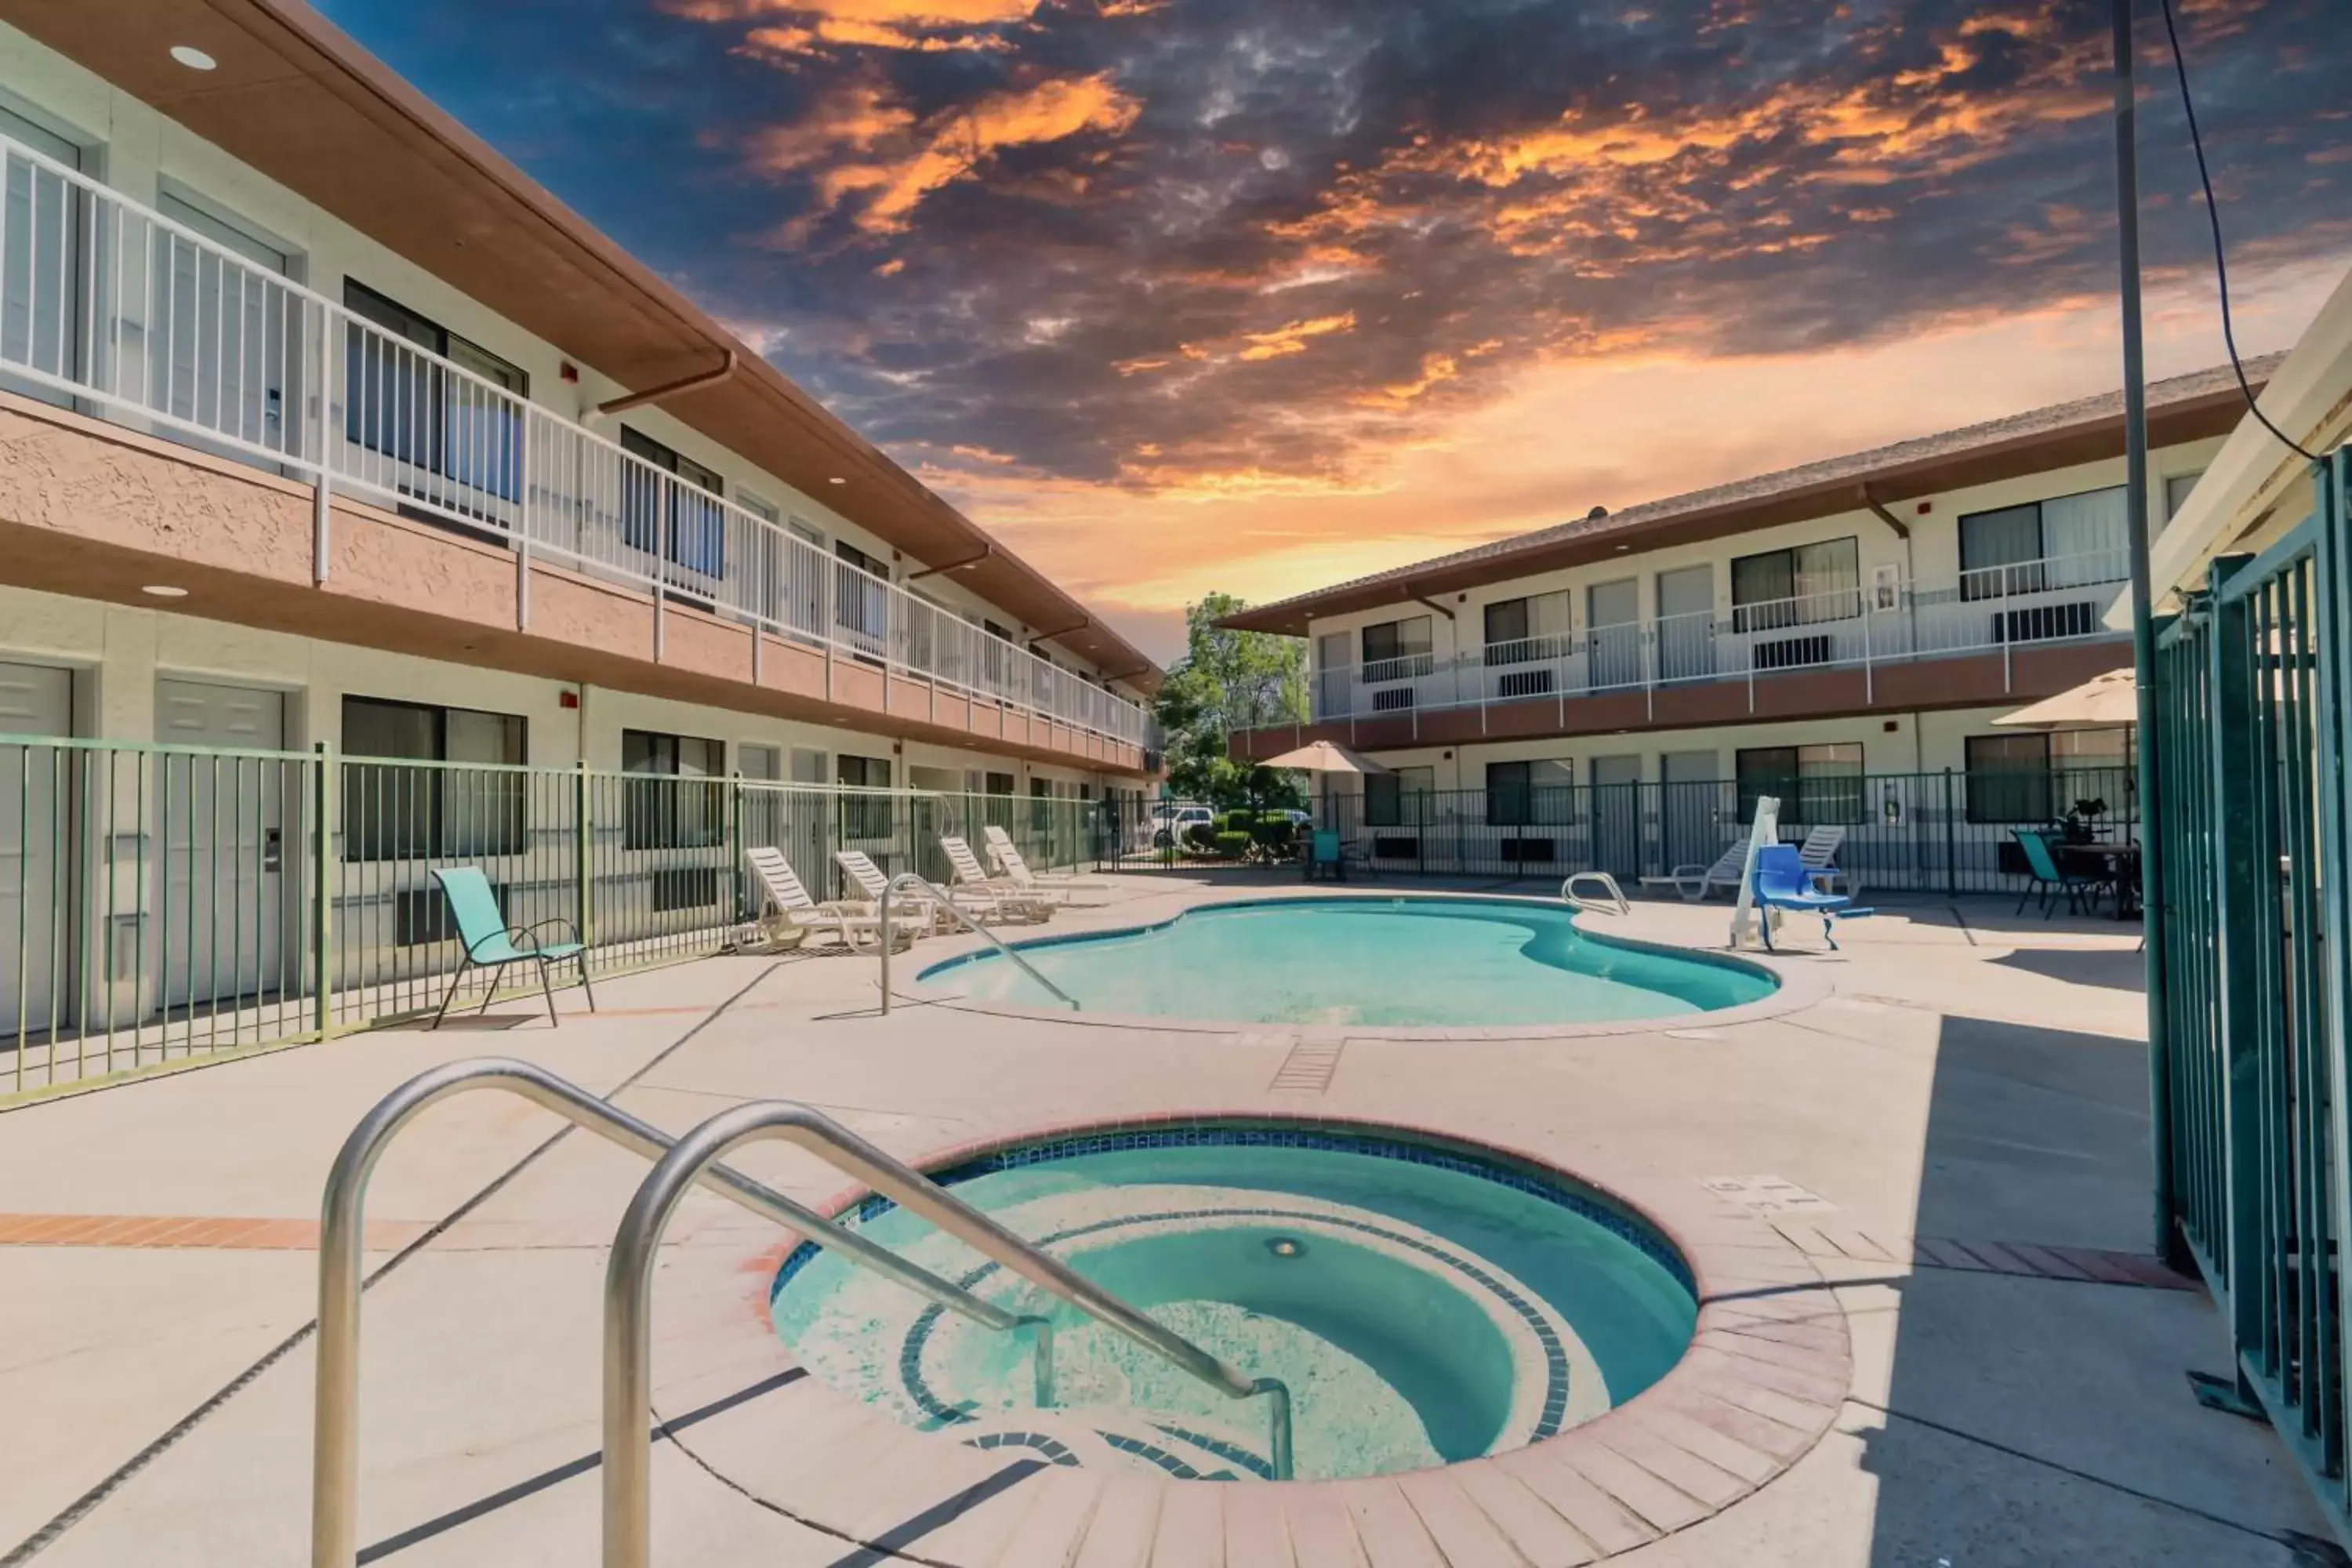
[916,896,1773,1026]
[769,1126,1697,1482]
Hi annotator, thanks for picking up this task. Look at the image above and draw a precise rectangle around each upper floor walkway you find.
[0,127,1156,769]
[1305,544,2129,727]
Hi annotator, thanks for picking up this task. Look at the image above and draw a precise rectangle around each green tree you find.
[1154,593,1308,808]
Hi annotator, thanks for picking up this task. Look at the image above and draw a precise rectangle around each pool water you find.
[769,1129,1697,1482]
[917,896,1773,1026]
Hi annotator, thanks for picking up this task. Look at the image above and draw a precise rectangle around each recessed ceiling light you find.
[827,475,847,485]
[169,45,218,71]
[141,584,190,598]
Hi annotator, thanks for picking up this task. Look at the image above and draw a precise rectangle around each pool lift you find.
[1729,797,1875,952]
[310,1058,1292,1568]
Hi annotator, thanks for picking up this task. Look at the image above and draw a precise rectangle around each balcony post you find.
[1642,625,1655,724]
[1861,597,1875,705]
[515,410,533,632]
[313,310,334,586]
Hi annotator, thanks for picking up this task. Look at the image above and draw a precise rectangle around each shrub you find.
[1213,830,1253,859]
[1251,817,1295,854]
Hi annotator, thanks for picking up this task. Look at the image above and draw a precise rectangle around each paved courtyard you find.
[0,869,2332,1567]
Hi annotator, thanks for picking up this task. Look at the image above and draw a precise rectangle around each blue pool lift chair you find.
[1751,844,1874,952]
[428,866,596,1029]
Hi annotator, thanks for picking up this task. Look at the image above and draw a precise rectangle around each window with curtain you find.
[2162,471,2205,530]
[1482,592,1570,663]
[622,728,724,850]
[343,281,527,517]
[0,106,89,410]
[618,426,726,580]
[1730,539,1858,631]
[1736,743,1863,825]
[1360,615,1434,681]
[1965,732,2055,824]
[342,696,527,861]
[1969,728,2134,824]
[1959,485,2128,599]
[833,541,892,647]
[1485,758,1573,826]
[1366,765,1436,827]
[837,754,895,839]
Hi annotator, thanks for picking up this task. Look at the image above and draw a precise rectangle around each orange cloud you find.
[1236,313,1358,361]
[746,72,1142,241]
[755,71,1139,237]
[1356,351,1459,407]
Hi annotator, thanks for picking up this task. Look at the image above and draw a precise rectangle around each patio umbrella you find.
[1991,667,2139,729]
[1257,739,1391,774]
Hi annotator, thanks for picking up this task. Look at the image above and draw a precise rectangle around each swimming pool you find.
[769,1123,1697,1482]
[916,896,1774,1026]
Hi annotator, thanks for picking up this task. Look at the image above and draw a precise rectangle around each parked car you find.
[1152,805,1216,848]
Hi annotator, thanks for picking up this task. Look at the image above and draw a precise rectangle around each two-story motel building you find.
[0,3,1160,1040]
[1224,361,2268,885]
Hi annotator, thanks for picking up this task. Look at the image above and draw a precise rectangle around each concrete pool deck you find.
[0,869,2332,1566]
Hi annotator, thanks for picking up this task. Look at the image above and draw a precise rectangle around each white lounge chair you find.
[981,825,1111,893]
[1639,839,1748,902]
[1798,825,1857,896]
[832,849,962,935]
[969,834,1081,907]
[938,836,1057,922]
[742,848,909,953]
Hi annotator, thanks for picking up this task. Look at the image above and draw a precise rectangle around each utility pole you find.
[2114,0,2177,1265]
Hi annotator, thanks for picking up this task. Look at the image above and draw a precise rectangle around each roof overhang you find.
[1218,382,2254,637]
[16,0,1160,692]
[2143,266,2352,612]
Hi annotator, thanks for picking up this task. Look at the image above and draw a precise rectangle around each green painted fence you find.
[2154,446,2352,1529]
[0,743,1112,1097]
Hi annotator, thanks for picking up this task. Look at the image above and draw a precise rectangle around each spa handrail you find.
[310,1057,1052,1568]
[607,1098,1295,1565]
[877,869,1080,1014]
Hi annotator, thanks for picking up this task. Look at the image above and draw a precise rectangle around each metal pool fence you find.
[1134,769,2140,896]
[0,739,1112,1094]
[2150,448,2352,1535]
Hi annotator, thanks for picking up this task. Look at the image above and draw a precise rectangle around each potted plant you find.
[2062,797,2108,844]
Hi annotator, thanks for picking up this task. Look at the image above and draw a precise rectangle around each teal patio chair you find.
[429,866,595,1029]
[1305,829,1345,882]
[2012,829,2107,919]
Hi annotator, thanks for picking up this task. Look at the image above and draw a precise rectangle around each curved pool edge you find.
[648,1110,1853,1566]
[906,891,1830,1040]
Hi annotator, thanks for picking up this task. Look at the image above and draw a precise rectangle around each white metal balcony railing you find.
[1307,547,2134,724]
[0,135,1154,750]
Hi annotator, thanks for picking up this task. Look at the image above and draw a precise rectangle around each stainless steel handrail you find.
[310,1057,1053,1568]
[606,1099,1295,1566]
[877,870,1080,1014]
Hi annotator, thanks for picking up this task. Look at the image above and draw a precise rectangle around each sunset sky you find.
[321,0,2352,663]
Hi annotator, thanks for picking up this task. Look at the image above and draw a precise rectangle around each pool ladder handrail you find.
[309,1057,1054,1568]
[877,869,1080,1014]
[607,1099,1297,1567]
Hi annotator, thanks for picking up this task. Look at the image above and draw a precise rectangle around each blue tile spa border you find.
[771,1121,1696,1301]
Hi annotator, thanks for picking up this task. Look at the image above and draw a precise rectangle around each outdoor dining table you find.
[2053,840,2143,920]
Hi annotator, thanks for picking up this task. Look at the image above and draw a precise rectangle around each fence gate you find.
[2155,448,2352,1531]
